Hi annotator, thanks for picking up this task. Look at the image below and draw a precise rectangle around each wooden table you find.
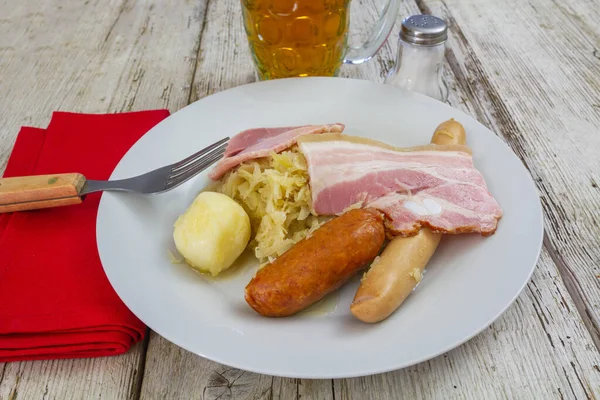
[1,0,599,398]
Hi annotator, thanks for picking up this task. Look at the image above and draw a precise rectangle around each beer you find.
[241,0,351,79]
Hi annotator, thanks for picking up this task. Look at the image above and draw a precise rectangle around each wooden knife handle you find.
[0,173,87,213]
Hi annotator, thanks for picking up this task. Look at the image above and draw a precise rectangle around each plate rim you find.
[97,77,544,378]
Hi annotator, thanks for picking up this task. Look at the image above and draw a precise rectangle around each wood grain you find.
[0,173,85,213]
[0,0,208,398]
[0,342,147,400]
[189,0,257,102]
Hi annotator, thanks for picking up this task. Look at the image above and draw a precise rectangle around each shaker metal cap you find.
[400,14,448,46]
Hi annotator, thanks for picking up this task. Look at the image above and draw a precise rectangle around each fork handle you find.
[0,173,87,213]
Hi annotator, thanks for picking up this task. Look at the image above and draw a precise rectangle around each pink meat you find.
[223,126,301,157]
[298,137,502,236]
[368,186,502,236]
[209,124,344,180]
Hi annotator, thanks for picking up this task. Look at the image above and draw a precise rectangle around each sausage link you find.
[245,208,385,317]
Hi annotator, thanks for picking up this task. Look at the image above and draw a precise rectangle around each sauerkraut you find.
[217,147,327,264]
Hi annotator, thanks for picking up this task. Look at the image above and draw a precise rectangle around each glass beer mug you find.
[241,0,402,79]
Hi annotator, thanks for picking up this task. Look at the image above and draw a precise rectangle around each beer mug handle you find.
[343,0,402,65]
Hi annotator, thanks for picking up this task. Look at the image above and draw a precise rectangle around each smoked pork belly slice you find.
[209,123,344,180]
[297,134,503,236]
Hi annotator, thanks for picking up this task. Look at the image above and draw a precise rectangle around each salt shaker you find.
[384,15,449,102]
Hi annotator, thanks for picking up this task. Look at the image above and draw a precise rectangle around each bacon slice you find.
[209,124,344,180]
[297,134,503,236]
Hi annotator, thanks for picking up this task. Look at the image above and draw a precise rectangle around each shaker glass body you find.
[384,40,448,102]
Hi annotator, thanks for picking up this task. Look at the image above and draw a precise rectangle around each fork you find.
[0,137,229,213]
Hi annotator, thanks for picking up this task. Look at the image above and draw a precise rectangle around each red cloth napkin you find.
[0,110,170,362]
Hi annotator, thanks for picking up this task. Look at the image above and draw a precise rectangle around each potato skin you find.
[245,208,385,317]
[173,191,251,276]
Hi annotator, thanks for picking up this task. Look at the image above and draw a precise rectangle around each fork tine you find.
[177,150,225,181]
[169,143,227,180]
[165,147,226,189]
[165,152,223,190]
[172,137,229,171]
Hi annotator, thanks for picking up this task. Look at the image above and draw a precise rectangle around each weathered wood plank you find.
[0,0,208,398]
[139,334,273,399]
[189,0,257,101]
[141,332,337,400]
[0,342,147,400]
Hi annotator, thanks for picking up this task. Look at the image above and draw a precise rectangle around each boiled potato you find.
[173,191,251,276]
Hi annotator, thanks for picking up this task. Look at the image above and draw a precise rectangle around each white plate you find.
[97,77,543,379]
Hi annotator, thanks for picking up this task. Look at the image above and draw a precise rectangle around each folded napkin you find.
[0,110,170,362]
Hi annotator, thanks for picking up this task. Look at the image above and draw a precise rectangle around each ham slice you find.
[209,124,344,180]
[297,134,503,236]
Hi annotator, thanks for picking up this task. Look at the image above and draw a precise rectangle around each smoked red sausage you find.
[245,208,385,317]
